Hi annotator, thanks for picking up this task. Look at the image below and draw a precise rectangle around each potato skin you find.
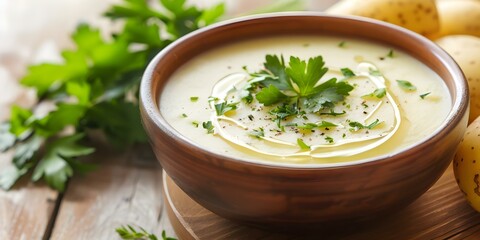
[326,0,439,35]
[436,35,480,123]
[432,0,480,39]
[454,116,480,211]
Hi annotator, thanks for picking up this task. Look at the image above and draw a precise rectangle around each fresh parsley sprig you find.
[116,225,176,240]
[246,55,354,127]
[0,0,224,191]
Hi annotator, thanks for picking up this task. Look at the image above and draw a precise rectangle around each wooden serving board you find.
[163,165,480,239]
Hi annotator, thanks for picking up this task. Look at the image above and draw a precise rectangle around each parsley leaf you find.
[256,85,289,106]
[249,128,265,139]
[297,138,310,150]
[340,68,355,78]
[214,102,238,116]
[202,121,214,134]
[420,92,431,99]
[260,55,291,90]
[397,80,417,91]
[362,88,386,99]
[349,119,382,132]
[286,56,330,97]
[387,49,395,58]
[269,104,299,128]
[0,123,16,152]
[297,121,337,130]
[304,79,354,113]
[31,134,94,191]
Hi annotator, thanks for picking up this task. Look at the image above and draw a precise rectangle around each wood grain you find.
[164,165,480,239]
[0,152,59,240]
[49,145,174,239]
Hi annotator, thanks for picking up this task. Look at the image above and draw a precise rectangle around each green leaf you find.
[269,104,298,128]
[116,225,170,240]
[9,106,34,137]
[13,134,44,168]
[286,56,330,97]
[387,49,395,58]
[369,68,383,76]
[0,123,16,151]
[247,0,305,14]
[305,79,354,112]
[362,88,386,99]
[297,138,310,150]
[202,121,214,134]
[349,119,382,132]
[256,85,289,106]
[66,81,91,105]
[85,101,147,146]
[197,3,225,27]
[340,68,355,78]
[249,128,265,139]
[297,121,337,130]
[260,55,291,91]
[0,165,30,190]
[32,134,94,191]
[420,92,431,99]
[397,80,417,91]
[35,104,87,137]
[104,0,166,21]
[214,102,238,116]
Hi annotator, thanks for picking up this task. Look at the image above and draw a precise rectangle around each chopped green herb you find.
[349,119,382,132]
[242,93,254,104]
[369,68,383,76]
[192,121,199,128]
[338,41,346,48]
[214,102,237,115]
[202,121,214,134]
[420,92,431,99]
[325,136,334,143]
[208,96,219,102]
[387,49,395,58]
[269,104,299,128]
[297,121,337,130]
[249,128,264,139]
[396,80,417,91]
[362,88,386,99]
[190,96,199,102]
[319,109,346,116]
[181,113,188,118]
[340,68,356,78]
[297,138,310,150]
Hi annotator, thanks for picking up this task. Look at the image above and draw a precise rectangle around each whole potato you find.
[326,0,439,35]
[454,116,480,211]
[430,0,480,39]
[436,35,480,123]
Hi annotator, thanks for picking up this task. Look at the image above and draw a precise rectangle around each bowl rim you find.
[140,12,469,169]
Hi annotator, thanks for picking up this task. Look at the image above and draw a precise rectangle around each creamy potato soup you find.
[160,36,451,165]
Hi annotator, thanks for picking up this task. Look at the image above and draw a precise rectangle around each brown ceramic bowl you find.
[140,13,469,229]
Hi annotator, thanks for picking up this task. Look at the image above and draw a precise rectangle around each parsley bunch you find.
[247,55,354,127]
[0,0,224,191]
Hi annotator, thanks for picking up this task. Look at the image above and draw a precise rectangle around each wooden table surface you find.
[2,146,480,239]
[0,145,173,239]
